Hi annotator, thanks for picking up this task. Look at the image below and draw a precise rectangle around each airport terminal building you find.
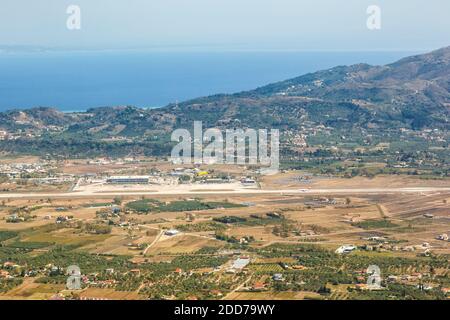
[106,176,151,184]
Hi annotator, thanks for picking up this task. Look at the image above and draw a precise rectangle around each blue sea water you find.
[0,50,418,112]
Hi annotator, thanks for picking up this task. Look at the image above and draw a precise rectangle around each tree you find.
[113,197,122,205]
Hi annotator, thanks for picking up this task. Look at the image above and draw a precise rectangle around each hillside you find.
[0,47,448,158]
[171,46,450,130]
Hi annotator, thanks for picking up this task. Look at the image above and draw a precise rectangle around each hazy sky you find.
[0,0,449,51]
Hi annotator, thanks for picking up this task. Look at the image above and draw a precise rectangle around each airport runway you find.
[0,187,450,199]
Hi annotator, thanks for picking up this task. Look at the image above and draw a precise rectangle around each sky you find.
[0,0,449,51]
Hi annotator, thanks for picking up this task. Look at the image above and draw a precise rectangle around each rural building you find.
[165,229,180,236]
[272,274,284,281]
[231,257,250,270]
[335,245,357,254]
[241,178,256,186]
[437,234,449,241]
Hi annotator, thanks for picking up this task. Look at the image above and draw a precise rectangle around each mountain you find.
[169,46,450,130]
[0,47,448,154]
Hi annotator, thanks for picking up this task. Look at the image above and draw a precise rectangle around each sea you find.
[0,50,419,112]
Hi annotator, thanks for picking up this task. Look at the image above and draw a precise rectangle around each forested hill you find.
[0,46,448,157]
[169,46,449,130]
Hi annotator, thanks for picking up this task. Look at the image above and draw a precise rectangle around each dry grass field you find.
[144,234,222,255]
[77,288,143,300]
[226,291,322,300]
[0,278,65,300]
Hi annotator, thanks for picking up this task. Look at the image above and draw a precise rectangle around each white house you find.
[335,245,357,254]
